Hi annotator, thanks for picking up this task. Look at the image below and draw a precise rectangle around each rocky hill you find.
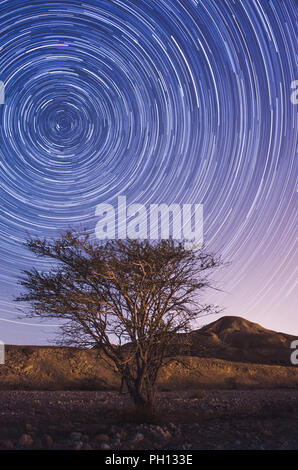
[172,316,296,365]
[0,316,297,391]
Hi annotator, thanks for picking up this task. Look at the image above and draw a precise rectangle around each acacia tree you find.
[16,231,222,410]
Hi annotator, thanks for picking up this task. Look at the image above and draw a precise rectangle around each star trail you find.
[0,0,297,343]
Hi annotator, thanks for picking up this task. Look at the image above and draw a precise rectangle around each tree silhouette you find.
[17,230,222,410]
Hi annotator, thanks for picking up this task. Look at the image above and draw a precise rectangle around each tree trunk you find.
[132,381,156,411]
[120,367,158,412]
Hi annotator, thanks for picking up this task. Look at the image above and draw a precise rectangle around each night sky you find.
[0,0,297,345]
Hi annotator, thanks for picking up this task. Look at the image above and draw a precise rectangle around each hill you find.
[0,316,297,391]
[172,316,296,365]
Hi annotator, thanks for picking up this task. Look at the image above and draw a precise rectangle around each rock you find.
[153,427,171,441]
[94,433,110,443]
[18,434,33,448]
[0,439,14,450]
[74,441,84,450]
[100,443,111,450]
[43,434,54,448]
[132,432,145,443]
[25,423,34,432]
[163,430,172,440]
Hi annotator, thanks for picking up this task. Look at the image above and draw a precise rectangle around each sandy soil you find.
[0,389,297,450]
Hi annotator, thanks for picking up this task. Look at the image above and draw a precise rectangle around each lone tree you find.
[17,231,222,410]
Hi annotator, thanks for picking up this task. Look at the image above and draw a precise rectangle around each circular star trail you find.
[0,0,297,342]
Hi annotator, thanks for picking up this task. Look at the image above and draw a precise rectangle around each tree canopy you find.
[17,231,223,409]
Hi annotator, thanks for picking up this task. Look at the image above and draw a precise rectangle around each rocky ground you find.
[0,389,297,450]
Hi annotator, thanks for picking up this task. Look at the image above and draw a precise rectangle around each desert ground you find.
[0,317,297,450]
[0,389,297,450]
